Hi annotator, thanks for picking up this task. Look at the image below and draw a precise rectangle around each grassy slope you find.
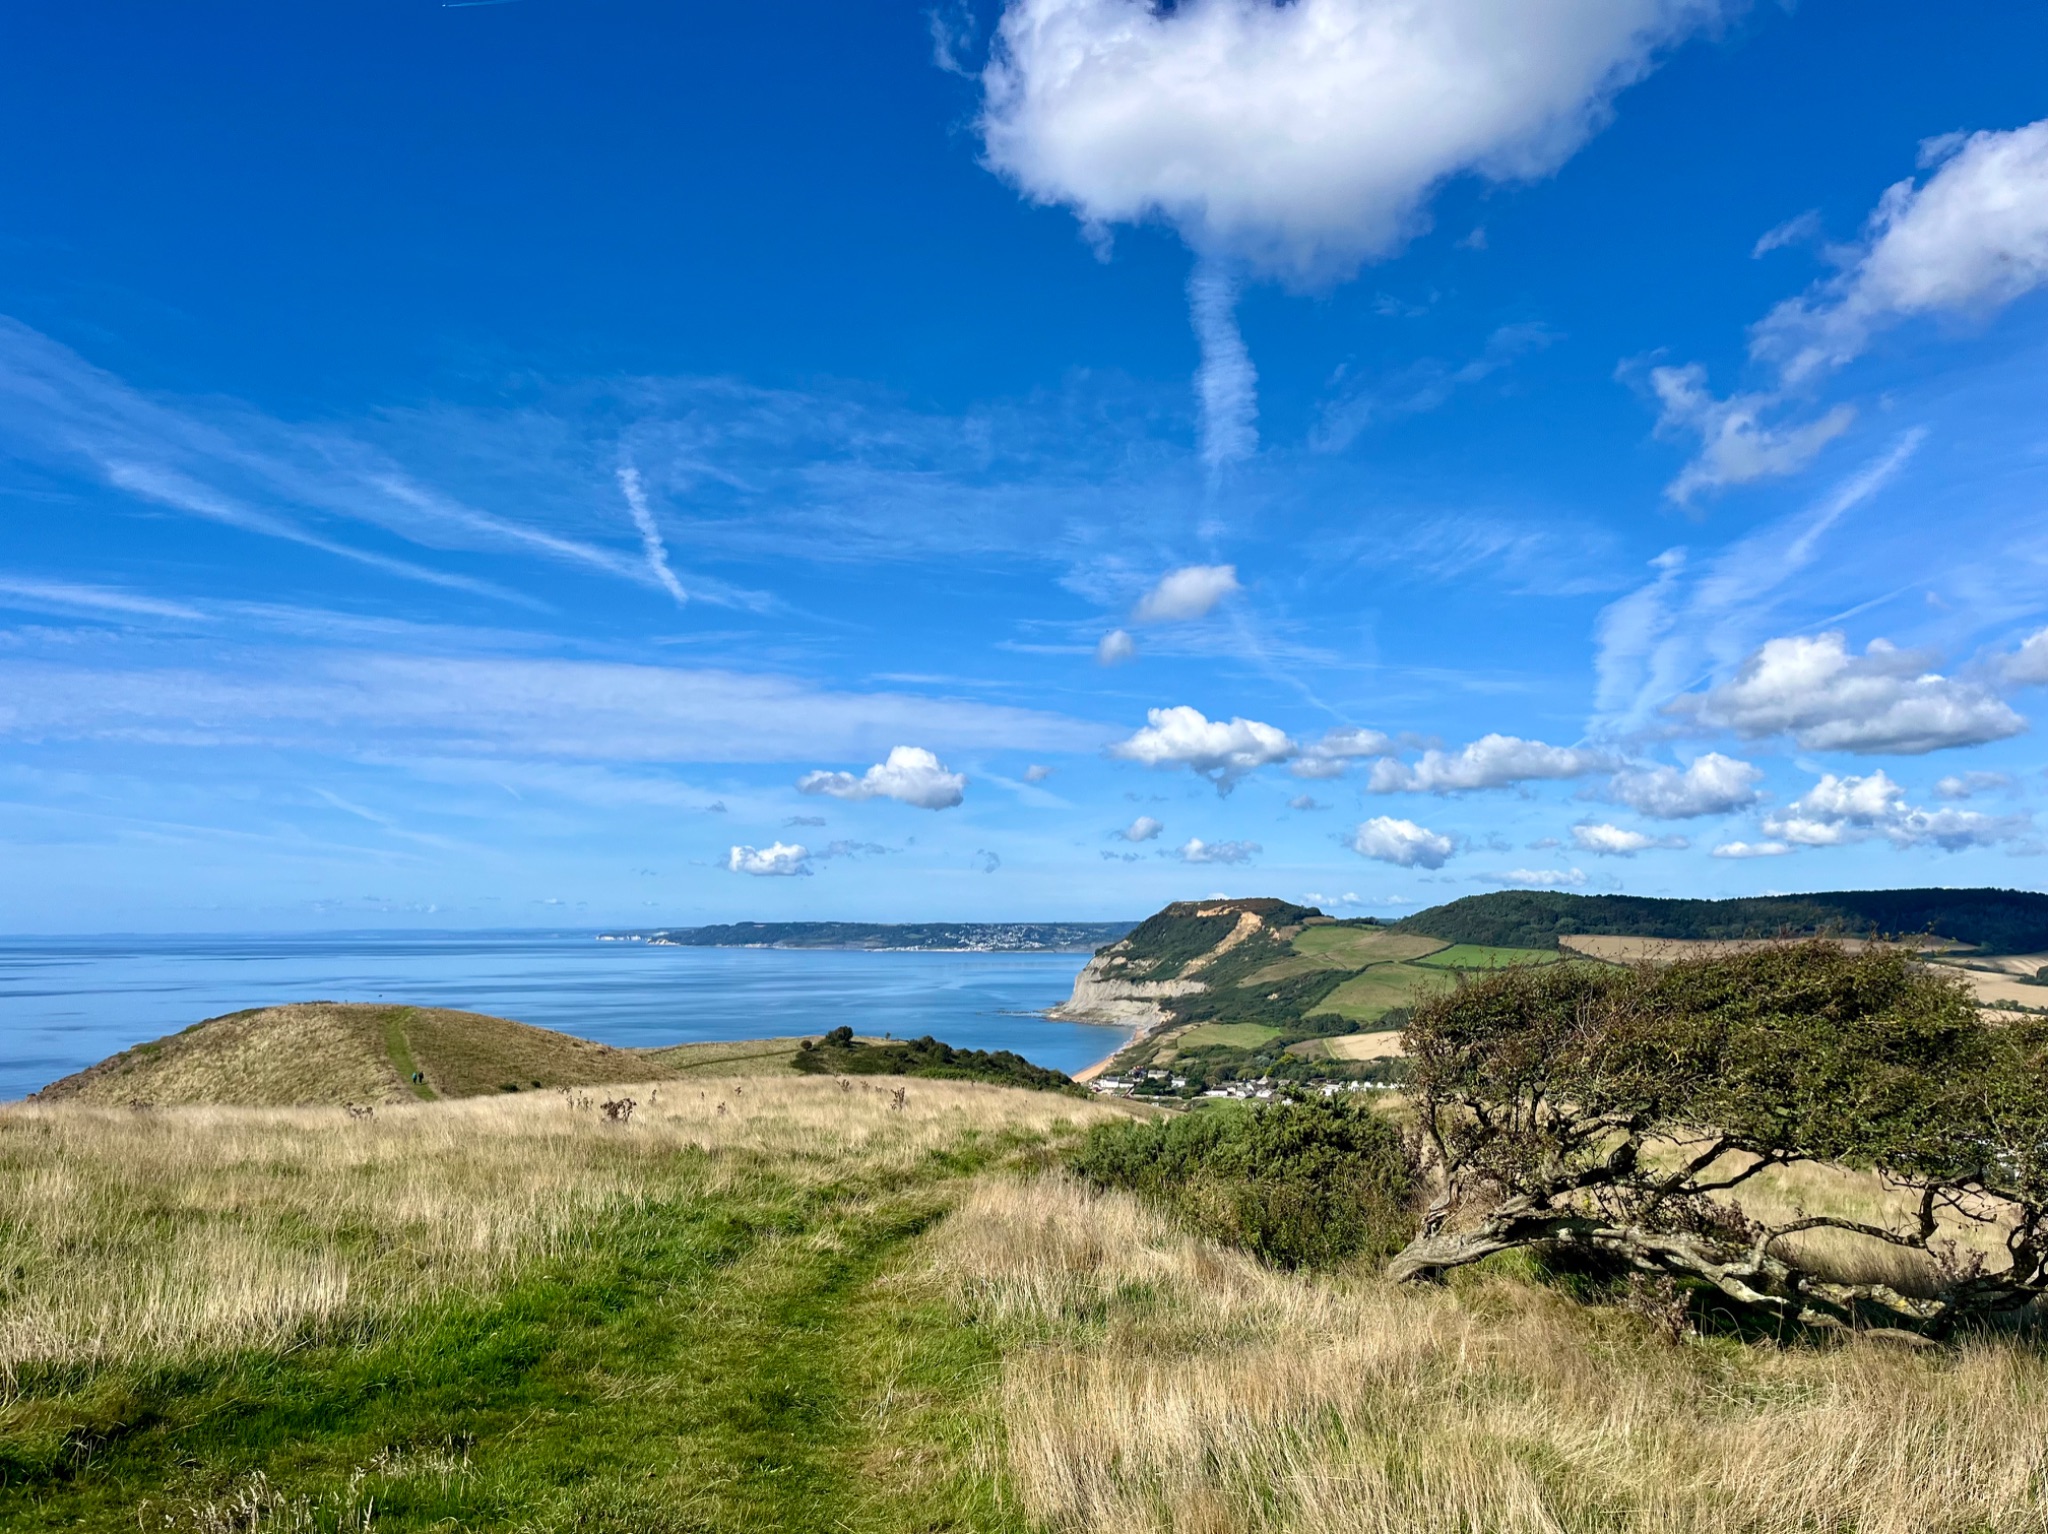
[34,1003,673,1107]
[0,1082,1111,1531]
[6,1086,2047,1531]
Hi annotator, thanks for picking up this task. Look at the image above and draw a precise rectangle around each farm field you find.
[1178,1021,1284,1051]
[1412,942,1561,970]
[1312,963,1457,1022]
[1290,926,1447,965]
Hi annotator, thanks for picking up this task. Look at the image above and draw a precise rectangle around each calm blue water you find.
[0,933,1127,1101]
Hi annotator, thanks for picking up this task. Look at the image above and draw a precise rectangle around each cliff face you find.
[1046,947,1206,1025]
[1049,899,1320,1027]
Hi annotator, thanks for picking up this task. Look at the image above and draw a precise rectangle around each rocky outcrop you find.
[1047,945,1206,1027]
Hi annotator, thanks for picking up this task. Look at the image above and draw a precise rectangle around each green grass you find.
[1177,1022,1284,1050]
[1412,943,1562,970]
[1312,964,1456,1023]
[0,1147,1028,1532]
[382,1007,437,1100]
[1289,926,1447,965]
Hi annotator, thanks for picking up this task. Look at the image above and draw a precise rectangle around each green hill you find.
[1397,888,2048,954]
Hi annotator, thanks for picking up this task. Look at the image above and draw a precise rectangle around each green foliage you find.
[1397,887,2048,954]
[792,1027,1074,1092]
[1068,1097,1415,1269]
[1400,942,2048,1331]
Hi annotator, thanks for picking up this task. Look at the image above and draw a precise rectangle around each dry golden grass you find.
[927,1174,2048,1534]
[0,1076,1119,1385]
[34,1002,669,1106]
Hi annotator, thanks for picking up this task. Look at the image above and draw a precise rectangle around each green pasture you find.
[1413,943,1561,970]
[1312,964,1456,1023]
[1178,1022,1285,1051]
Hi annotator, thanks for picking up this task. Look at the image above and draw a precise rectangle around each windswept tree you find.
[1390,943,2048,1337]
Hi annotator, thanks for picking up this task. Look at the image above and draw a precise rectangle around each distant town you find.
[597,920,1137,953]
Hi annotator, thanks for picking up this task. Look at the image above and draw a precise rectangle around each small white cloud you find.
[1648,363,1855,503]
[1174,836,1260,865]
[1712,839,1793,859]
[1934,771,2013,800]
[1291,725,1394,779]
[1348,815,1455,870]
[1570,822,1686,857]
[798,746,967,809]
[1607,752,1764,819]
[784,815,828,827]
[1370,734,1610,794]
[1288,794,1329,811]
[727,842,812,877]
[1484,867,1587,889]
[1672,632,2024,755]
[1096,628,1138,666]
[1752,117,2048,387]
[1023,763,1054,782]
[1751,208,1824,258]
[1133,563,1242,623]
[1110,705,1295,793]
[1119,814,1165,843]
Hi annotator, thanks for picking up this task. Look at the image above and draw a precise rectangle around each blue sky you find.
[3,1,2047,931]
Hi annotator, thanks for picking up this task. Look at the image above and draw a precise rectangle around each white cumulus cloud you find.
[1348,815,1455,869]
[1760,769,2026,852]
[1711,839,1792,859]
[1110,705,1295,792]
[1672,632,2024,755]
[1370,733,1610,794]
[2001,626,2048,687]
[1484,867,1587,889]
[798,746,967,809]
[1753,118,2048,386]
[1133,563,1241,623]
[979,0,1729,284]
[1570,822,1686,856]
[727,842,812,877]
[1175,836,1260,864]
[1606,752,1764,819]
[1119,814,1164,842]
[1934,771,2012,800]
[1292,726,1395,780]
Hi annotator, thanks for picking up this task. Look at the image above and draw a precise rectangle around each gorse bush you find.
[1067,1097,1415,1269]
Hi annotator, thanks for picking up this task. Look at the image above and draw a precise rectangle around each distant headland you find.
[596,920,1137,952]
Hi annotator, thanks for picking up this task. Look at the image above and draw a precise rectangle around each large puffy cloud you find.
[1370,734,1610,794]
[1133,563,1240,623]
[1570,822,1686,856]
[1110,705,1295,792]
[979,0,1728,283]
[1760,770,2025,851]
[727,842,812,877]
[978,0,1726,470]
[1754,119,2048,386]
[1671,632,2024,755]
[1606,752,1763,819]
[798,746,967,809]
[1175,836,1260,864]
[1292,726,1395,780]
[1347,815,1454,869]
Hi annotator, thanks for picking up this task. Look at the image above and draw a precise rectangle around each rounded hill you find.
[32,1002,674,1107]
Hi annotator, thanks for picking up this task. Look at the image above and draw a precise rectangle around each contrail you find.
[1188,257,1257,477]
[617,466,689,608]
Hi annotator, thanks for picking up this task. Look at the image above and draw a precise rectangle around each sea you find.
[0,932,1128,1102]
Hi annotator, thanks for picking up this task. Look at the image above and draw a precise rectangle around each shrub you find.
[1068,1096,1415,1269]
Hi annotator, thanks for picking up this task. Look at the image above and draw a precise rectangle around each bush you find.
[1068,1097,1415,1269]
